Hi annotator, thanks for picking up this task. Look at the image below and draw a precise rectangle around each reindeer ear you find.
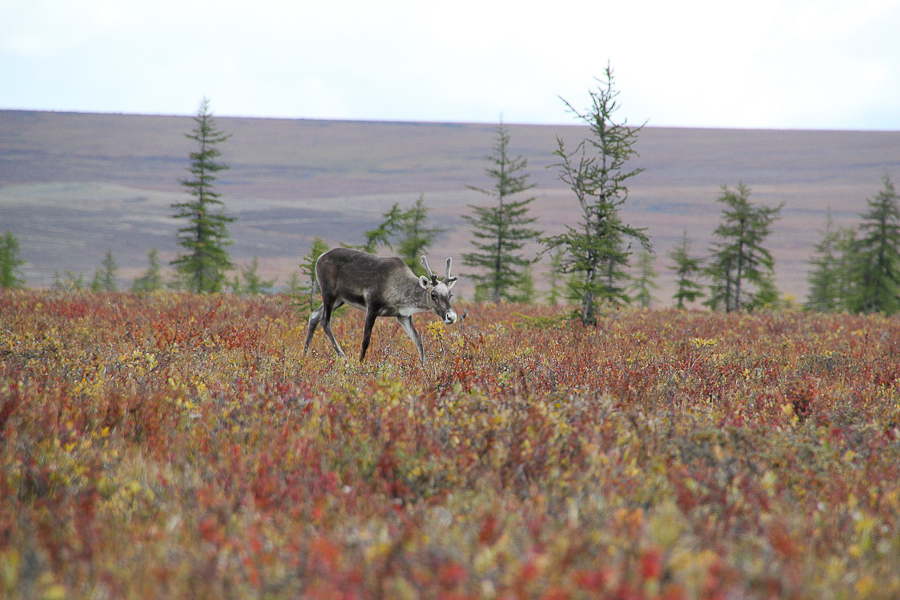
[446,276,458,290]
[419,275,431,289]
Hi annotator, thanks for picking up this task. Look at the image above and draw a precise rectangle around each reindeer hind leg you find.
[304,304,324,355]
[320,299,346,358]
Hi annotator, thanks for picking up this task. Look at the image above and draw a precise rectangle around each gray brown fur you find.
[303,247,458,363]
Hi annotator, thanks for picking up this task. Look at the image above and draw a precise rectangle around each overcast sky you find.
[2,0,899,130]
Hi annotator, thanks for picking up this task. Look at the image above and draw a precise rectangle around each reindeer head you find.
[419,256,458,325]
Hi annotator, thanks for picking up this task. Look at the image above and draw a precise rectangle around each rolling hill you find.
[1,109,898,303]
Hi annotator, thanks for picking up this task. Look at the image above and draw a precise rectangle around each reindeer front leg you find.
[397,315,426,364]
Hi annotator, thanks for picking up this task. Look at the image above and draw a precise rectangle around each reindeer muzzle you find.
[443,310,458,325]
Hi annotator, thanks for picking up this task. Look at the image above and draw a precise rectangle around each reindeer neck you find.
[409,278,432,310]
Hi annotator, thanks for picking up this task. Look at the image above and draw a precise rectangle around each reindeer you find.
[303,247,459,363]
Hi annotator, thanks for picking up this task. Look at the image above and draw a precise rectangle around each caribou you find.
[303,247,459,363]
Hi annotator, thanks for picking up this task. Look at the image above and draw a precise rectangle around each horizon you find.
[3,106,898,135]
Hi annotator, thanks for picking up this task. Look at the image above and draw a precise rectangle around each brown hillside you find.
[1,110,898,303]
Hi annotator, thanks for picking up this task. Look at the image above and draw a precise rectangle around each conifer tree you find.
[171,98,235,293]
[91,249,118,292]
[705,183,782,312]
[752,273,781,309]
[541,65,649,324]
[396,195,441,271]
[806,210,844,312]
[545,247,565,306]
[285,272,303,295]
[518,265,537,304]
[363,203,405,253]
[848,175,900,314]
[0,231,26,289]
[54,272,84,290]
[132,248,165,293]
[293,237,330,314]
[232,257,276,294]
[668,231,705,308]
[363,195,445,273]
[630,248,659,308]
[835,227,860,309]
[462,122,541,302]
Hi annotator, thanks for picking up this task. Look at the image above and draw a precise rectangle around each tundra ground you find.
[2,290,899,599]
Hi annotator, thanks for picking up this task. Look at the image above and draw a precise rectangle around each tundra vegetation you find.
[4,80,900,599]
[3,289,900,599]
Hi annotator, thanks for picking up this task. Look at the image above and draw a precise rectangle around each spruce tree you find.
[396,194,445,271]
[285,272,303,295]
[293,237,330,314]
[232,257,276,294]
[805,210,844,312]
[171,98,235,294]
[630,248,659,308]
[545,247,565,306]
[705,183,782,312]
[668,231,704,308]
[517,264,537,304]
[835,227,860,310]
[132,248,165,293]
[54,272,84,291]
[0,231,25,289]
[462,122,541,303]
[848,175,900,314]
[541,65,649,324]
[363,195,445,273]
[363,203,405,253]
[91,249,118,292]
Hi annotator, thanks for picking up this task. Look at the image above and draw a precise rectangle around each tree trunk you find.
[582,266,595,324]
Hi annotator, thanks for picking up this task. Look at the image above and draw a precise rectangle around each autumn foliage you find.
[2,290,900,599]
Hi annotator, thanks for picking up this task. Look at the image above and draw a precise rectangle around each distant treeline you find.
[4,78,900,318]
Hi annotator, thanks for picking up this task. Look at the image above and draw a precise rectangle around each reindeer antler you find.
[421,256,439,285]
[445,257,457,284]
